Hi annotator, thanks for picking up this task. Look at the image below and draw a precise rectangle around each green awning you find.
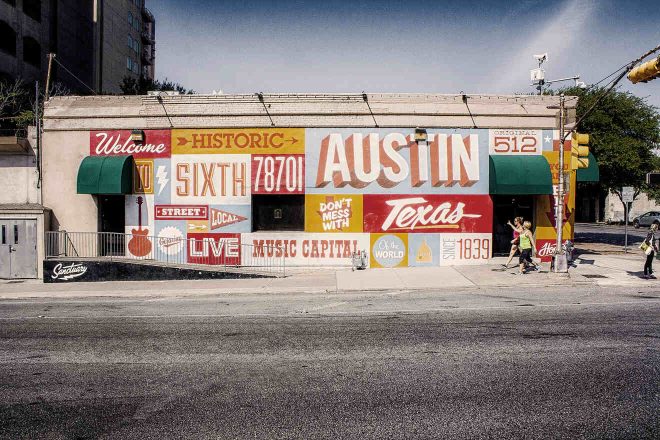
[77,156,133,194]
[489,155,553,195]
[576,152,599,182]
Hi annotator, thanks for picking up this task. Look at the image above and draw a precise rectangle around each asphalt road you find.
[1,287,659,439]
[575,222,648,246]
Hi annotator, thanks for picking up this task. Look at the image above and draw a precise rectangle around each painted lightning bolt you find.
[156,165,169,196]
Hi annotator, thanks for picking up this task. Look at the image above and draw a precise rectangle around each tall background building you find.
[0,0,155,94]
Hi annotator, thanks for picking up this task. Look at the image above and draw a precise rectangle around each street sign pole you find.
[624,202,628,253]
[622,187,634,253]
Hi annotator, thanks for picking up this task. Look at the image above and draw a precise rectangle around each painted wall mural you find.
[362,194,492,234]
[104,127,580,267]
[170,154,250,205]
[304,194,363,233]
[172,128,304,155]
[488,129,543,155]
[534,133,576,262]
[91,130,171,158]
[242,232,369,266]
[305,129,488,194]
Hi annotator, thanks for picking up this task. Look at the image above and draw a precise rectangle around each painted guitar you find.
[128,196,152,257]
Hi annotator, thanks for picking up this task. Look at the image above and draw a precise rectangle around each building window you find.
[23,36,41,68]
[23,0,41,22]
[0,21,17,56]
[252,195,305,231]
[128,36,138,53]
[128,11,133,27]
[127,57,138,73]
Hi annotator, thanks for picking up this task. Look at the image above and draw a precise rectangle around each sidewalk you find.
[0,250,656,299]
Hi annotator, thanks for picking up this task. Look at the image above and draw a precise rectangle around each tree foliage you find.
[120,75,194,95]
[557,86,660,203]
[0,78,70,133]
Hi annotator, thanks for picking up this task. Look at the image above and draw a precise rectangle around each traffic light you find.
[627,56,660,84]
[647,172,660,186]
[571,132,589,169]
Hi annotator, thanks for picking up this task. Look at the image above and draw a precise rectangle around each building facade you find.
[97,0,155,93]
[0,0,51,85]
[0,127,49,279]
[0,0,155,93]
[37,93,585,277]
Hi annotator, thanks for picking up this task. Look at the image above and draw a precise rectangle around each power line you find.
[588,44,660,90]
[52,56,97,95]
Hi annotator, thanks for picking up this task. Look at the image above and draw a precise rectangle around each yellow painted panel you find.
[133,159,154,194]
[187,220,210,233]
[172,128,305,154]
[370,233,408,268]
[305,194,363,233]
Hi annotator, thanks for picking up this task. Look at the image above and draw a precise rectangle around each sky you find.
[150,0,660,107]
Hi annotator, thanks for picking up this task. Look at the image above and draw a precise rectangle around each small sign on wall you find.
[489,129,542,155]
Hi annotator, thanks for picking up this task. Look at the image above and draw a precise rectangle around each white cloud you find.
[492,0,598,92]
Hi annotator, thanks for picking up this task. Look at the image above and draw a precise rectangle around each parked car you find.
[632,211,660,228]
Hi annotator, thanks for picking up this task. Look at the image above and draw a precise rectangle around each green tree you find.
[557,86,660,206]
[0,78,70,133]
[120,75,194,95]
[0,79,29,132]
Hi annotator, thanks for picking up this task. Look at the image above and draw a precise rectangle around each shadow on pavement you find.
[626,270,655,279]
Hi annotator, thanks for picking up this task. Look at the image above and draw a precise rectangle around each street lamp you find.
[414,127,428,143]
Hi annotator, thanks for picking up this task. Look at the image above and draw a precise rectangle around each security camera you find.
[533,53,548,62]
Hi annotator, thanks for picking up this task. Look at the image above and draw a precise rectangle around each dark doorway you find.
[575,183,604,223]
[98,195,125,256]
[492,195,534,255]
[252,195,304,231]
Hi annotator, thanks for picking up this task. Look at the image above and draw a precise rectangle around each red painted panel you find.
[251,154,305,194]
[363,194,493,234]
[90,130,171,158]
[186,233,241,266]
[155,205,208,220]
[535,239,557,263]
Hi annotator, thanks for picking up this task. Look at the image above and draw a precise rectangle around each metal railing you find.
[45,231,285,277]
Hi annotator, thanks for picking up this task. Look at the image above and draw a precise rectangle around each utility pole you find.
[543,45,660,272]
[553,94,566,272]
[44,53,55,101]
[35,81,41,190]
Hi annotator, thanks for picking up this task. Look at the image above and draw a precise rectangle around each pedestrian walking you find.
[518,221,537,275]
[504,217,523,268]
[641,223,658,279]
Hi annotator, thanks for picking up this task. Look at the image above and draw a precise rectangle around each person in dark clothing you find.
[643,223,658,279]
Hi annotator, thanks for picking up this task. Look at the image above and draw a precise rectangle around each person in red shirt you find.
[504,217,523,268]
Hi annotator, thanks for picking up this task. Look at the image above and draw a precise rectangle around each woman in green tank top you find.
[518,221,536,274]
[519,233,532,250]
